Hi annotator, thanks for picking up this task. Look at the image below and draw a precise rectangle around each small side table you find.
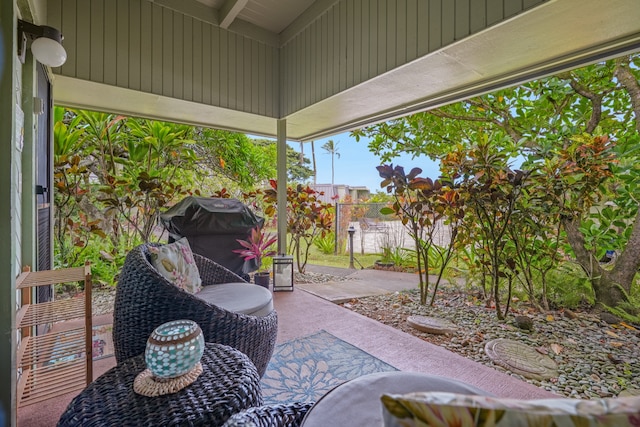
[58,343,263,427]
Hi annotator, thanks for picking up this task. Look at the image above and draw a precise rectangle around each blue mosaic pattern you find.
[145,320,205,379]
[260,330,397,404]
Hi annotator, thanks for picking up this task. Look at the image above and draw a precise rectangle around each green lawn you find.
[303,244,381,269]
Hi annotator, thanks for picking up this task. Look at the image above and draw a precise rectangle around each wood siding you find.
[281,0,545,116]
[48,0,280,118]
[48,0,545,119]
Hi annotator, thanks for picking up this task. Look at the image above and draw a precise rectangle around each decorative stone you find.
[407,315,457,335]
[514,315,534,331]
[600,312,620,324]
[619,388,640,397]
[485,338,558,380]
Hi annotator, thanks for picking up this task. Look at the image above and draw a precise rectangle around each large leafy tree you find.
[192,131,276,190]
[355,54,640,314]
[53,109,314,271]
[285,145,314,183]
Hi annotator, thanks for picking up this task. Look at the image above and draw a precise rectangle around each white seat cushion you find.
[196,283,273,317]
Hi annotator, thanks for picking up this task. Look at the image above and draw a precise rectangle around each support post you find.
[276,120,287,255]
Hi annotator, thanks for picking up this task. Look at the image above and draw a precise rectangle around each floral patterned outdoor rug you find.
[260,330,397,404]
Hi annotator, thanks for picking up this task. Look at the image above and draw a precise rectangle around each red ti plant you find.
[233,227,277,271]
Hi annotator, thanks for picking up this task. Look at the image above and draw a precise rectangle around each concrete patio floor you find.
[18,268,554,426]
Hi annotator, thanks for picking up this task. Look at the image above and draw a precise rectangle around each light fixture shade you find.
[30,37,67,67]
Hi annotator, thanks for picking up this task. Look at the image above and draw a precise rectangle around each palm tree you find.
[311,141,317,185]
[321,140,340,186]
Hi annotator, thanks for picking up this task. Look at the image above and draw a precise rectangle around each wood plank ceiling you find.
[49,0,640,141]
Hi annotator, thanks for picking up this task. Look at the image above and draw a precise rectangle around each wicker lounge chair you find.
[113,243,278,377]
[222,402,314,427]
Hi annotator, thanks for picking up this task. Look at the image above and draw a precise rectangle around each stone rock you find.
[619,388,640,397]
[485,338,558,380]
[514,315,534,331]
[600,312,620,324]
[563,309,578,320]
[407,315,457,335]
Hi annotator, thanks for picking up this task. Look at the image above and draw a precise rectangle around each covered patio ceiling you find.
[51,0,640,141]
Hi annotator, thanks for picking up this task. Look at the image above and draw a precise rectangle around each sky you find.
[288,132,440,193]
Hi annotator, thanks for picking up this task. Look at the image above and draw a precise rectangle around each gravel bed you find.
[343,287,640,399]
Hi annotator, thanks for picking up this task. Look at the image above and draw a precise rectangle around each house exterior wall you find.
[2,3,42,422]
[47,0,281,118]
[280,0,546,116]
[1,2,20,423]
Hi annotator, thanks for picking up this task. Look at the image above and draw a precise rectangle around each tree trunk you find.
[311,141,317,185]
[562,210,640,308]
[591,272,629,307]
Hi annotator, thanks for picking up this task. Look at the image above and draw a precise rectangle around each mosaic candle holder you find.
[145,319,204,379]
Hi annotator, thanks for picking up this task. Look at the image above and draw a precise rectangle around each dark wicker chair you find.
[222,402,314,427]
[113,243,278,377]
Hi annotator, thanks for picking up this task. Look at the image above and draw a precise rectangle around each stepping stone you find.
[619,388,640,397]
[407,315,457,335]
[485,339,558,380]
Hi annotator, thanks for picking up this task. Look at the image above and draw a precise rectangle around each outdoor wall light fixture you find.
[17,19,67,67]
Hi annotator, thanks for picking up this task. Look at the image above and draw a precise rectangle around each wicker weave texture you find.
[113,243,278,377]
[222,402,315,427]
[58,343,263,427]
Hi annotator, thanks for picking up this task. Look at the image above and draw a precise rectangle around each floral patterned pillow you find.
[381,391,640,427]
[148,238,202,294]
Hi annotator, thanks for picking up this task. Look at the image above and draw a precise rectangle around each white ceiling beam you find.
[219,0,248,29]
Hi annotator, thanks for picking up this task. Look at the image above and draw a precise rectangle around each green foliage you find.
[193,131,276,189]
[545,263,594,309]
[285,144,314,183]
[262,182,334,273]
[96,117,195,243]
[381,246,415,267]
[601,303,640,325]
[355,53,640,313]
[313,233,335,255]
[367,191,394,203]
[377,163,463,305]
[52,108,315,272]
[232,227,277,270]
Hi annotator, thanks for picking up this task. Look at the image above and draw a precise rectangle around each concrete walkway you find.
[299,265,421,303]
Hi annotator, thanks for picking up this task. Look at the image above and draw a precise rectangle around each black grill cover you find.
[160,197,264,276]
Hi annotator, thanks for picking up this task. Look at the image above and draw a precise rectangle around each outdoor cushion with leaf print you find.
[381,391,640,427]
[149,237,202,294]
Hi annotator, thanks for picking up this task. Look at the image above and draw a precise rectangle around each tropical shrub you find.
[313,233,335,255]
[262,181,334,273]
